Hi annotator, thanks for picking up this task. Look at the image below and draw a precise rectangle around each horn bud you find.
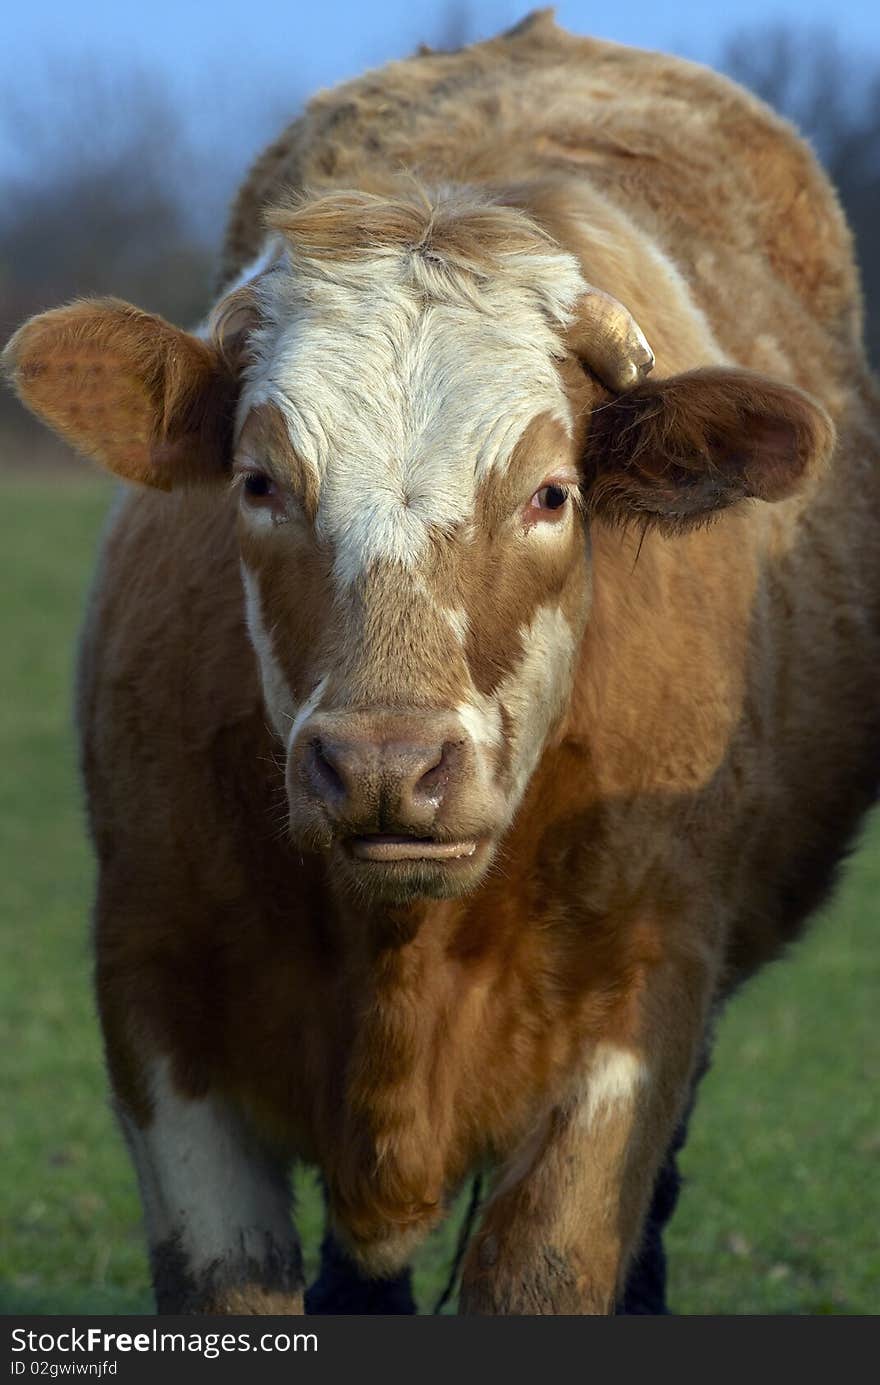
[573,287,655,392]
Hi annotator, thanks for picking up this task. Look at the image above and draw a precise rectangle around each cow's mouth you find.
[328,832,496,901]
[347,835,480,863]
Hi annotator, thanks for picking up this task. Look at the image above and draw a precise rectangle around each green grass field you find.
[1,475,877,1315]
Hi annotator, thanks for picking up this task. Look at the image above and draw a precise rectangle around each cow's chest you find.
[311,963,565,1266]
[224,898,618,1269]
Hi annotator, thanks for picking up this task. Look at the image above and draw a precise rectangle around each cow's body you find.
[9,12,880,1314]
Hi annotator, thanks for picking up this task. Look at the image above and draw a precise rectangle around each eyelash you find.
[235,473,277,506]
[527,482,575,521]
[239,471,275,501]
[532,484,569,512]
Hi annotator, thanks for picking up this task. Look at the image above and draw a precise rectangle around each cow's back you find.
[222,11,862,379]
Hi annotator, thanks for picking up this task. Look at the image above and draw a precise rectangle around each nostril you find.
[413,740,458,801]
[307,737,347,804]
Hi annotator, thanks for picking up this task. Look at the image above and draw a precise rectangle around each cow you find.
[4,10,880,1316]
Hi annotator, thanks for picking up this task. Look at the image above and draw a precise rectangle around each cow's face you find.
[3,189,834,904]
[237,401,590,900]
[230,197,604,900]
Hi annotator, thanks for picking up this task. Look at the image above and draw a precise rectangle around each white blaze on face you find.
[496,603,578,808]
[236,209,585,588]
[240,561,295,738]
[240,560,327,744]
[285,675,328,753]
[456,693,503,750]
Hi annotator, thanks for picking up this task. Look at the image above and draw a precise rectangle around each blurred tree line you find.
[1,25,878,468]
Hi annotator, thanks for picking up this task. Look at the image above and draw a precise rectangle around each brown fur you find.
[3,299,237,488]
[585,367,835,529]
[267,185,561,267]
[5,10,880,1314]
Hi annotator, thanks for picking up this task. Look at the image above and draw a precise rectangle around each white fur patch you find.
[456,694,502,749]
[120,1058,295,1276]
[491,1051,645,1200]
[193,240,284,339]
[240,561,294,738]
[220,237,285,296]
[579,1045,647,1129]
[496,603,577,807]
[640,235,727,364]
[234,195,584,586]
[286,676,328,752]
[444,606,470,644]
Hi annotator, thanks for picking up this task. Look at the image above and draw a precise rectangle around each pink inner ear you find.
[736,415,806,502]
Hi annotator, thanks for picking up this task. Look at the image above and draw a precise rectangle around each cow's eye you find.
[242,471,275,500]
[529,483,570,517]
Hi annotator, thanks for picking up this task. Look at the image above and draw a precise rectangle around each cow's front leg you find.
[306,1229,417,1315]
[117,1057,304,1314]
[459,942,714,1315]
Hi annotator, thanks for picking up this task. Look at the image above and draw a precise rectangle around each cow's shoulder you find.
[77,486,269,863]
[557,38,859,351]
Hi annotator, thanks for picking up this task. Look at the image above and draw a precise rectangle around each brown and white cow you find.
[5,12,880,1315]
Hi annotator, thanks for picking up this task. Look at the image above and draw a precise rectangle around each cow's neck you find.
[320,901,468,1264]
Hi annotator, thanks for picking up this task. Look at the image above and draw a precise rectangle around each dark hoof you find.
[305,1234,416,1315]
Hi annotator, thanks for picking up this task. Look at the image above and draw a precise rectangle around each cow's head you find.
[4,188,834,903]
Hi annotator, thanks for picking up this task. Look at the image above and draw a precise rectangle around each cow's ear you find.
[581,367,835,532]
[2,298,238,490]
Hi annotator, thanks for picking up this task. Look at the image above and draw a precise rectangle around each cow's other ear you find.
[581,367,835,532]
[2,298,238,490]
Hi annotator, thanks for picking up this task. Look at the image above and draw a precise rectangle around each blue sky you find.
[3,1,878,183]
[5,0,879,95]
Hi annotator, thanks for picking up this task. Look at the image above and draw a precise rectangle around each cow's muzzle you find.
[287,708,499,896]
